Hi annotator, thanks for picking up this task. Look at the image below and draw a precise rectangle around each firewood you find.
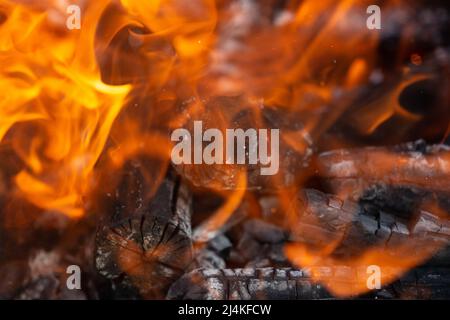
[288,189,450,263]
[95,164,193,299]
[171,96,314,192]
[167,267,450,300]
[315,141,450,192]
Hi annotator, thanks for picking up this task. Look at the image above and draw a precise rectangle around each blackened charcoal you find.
[15,276,59,300]
[267,244,287,264]
[226,217,289,267]
[387,268,450,299]
[167,268,321,300]
[0,249,92,300]
[167,267,331,300]
[289,189,450,262]
[207,234,232,254]
[15,275,86,300]
[168,267,450,300]
[357,184,450,231]
[192,235,230,269]
[244,244,288,268]
[360,184,438,218]
[235,244,286,267]
[244,219,287,243]
[245,258,272,268]
[95,166,193,299]
[425,244,450,266]
[192,249,226,270]
[236,233,262,262]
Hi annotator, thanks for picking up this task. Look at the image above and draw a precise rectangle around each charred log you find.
[288,189,450,263]
[315,141,450,193]
[95,164,193,299]
[167,267,450,300]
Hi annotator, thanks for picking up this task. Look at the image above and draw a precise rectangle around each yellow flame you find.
[0,1,130,217]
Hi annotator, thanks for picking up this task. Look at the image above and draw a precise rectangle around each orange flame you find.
[0,0,447,299]
[0,0,130,217]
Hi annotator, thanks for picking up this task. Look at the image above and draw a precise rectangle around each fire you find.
[0,0,447,299]
[193,171,247,242]
[0,0,130,217]
[285,241,440,297]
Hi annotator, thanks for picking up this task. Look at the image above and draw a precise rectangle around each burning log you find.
[95,165,193,299]
[359,183,450,220]
[167,267,330,300]
[315,141,450,193]
[0,0,448,301]
[167,267,450,300]
[171,96,314,192]
[288,189,450,263]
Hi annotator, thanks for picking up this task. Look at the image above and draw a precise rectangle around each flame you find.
[285,241,442,297]
[0,0,447,299]
[193,170,247,242]
[348,73,429,135]
[284,191,449,297]
[0,1,130,217]
[316,147,450,193]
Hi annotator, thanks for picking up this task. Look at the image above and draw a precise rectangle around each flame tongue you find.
[0,0,130,217]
